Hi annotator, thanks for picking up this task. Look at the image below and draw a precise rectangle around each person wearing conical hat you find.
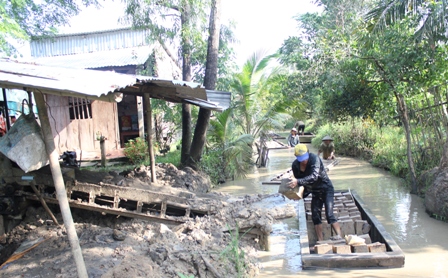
[288,144,342,241]
[318,135,335,160]
[287,127,300,147]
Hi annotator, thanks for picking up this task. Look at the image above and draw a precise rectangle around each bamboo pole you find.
[144,93,156,182]
[34,92,88,278]
[22,176,59,225]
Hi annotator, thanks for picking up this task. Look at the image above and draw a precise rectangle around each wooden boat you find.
[297,189,405,269]
[299,132,316,143]
[268,132,316,144]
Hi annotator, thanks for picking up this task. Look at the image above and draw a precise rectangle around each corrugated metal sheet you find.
[204,90,231,111]
[31,28,153,57]
[31,45,154,69]
[0,59,230,111]
[0,59,133,101]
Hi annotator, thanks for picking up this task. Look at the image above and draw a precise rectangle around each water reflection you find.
[214,146,448,277]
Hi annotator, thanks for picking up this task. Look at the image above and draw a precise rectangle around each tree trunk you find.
[372,57,418,194]
[181,103,192,165]
[395,92,418,194]
[188,0,222,169]
[180,4,193,166]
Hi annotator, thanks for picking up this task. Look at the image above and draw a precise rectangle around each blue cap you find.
[296,152,309,162]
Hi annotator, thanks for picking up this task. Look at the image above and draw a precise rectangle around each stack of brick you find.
[305,191,382,252]
[314,234,387,254]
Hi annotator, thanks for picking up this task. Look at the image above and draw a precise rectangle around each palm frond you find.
[365,0,448,43]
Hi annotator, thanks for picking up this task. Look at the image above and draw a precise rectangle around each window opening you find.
[69,97,92,120]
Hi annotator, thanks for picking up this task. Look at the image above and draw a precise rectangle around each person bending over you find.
[295,120,305,135]
[288,144,342,241]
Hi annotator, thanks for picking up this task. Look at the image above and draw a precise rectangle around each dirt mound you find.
[75,163,212,193]
[0,165,296,277]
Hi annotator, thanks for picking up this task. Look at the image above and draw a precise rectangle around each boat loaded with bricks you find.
[296,189,405,269]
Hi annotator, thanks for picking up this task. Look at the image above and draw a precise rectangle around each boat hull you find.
[298,189,405,269]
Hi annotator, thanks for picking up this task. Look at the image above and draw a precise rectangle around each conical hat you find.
[322,135,333,141]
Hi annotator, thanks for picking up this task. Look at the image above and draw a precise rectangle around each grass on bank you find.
[309,118,442,188]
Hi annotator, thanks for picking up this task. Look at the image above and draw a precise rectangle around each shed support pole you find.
[144,93,156,182]
[100,138,106,167]
[2,88,10,130]
[34,92,88,278]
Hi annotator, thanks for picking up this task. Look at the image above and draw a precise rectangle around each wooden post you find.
[22,176,59,225]
[34,92,88,278]
[100,137,106,167]
[2,88,11,130]
[144,93,156,183]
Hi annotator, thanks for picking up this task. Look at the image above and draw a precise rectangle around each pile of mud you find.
[0,163,296,277]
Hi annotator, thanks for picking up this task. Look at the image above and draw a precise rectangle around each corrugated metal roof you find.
[0,59,230,111]
[31,28,152,57]
[31,45,154,69]
[203,90,231,111]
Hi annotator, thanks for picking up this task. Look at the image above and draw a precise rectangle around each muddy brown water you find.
[214,145,448,278]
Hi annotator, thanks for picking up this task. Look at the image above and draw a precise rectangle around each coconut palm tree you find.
[206,108,254,180]
[365,0,448,44]
[231,52,289,139]
[202,52,293,181]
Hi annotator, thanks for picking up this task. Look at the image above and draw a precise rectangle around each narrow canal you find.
[214,144,448,278]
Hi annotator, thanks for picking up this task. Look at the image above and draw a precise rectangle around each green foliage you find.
[200,53,295,184]
[312,117,440,179]
[371,127,409,177]
[312,118,376,160]
[122,0,237,83]
[123,137,148,165]
[365,0,448,44]
[156,148,181,166]
[230,52,290,137]
[220,224,247,277]
[199,148,225,185]
[1,0,99,56]
[203,108,254,183]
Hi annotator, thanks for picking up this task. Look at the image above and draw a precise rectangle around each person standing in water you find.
[288,144,342,241]
[287,127,300,147]
[318,135,336,160]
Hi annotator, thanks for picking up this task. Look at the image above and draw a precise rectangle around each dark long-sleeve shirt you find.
[291,152,333,194]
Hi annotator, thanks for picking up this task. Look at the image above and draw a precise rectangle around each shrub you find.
[156,148,181,166]
[123,137,148,165]
[312,119,376,160]
[200,148,226,186]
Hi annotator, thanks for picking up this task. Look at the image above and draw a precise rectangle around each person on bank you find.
[288,144,342,241]
[318,135,336,160]
[294,120,305,135]
[287,127,300,147]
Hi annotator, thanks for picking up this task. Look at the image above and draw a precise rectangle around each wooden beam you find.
[144,93,156,183]
[34,92,88,278]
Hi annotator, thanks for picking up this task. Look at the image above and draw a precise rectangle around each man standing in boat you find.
[294,120,305,135]
[288,144,342,241]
